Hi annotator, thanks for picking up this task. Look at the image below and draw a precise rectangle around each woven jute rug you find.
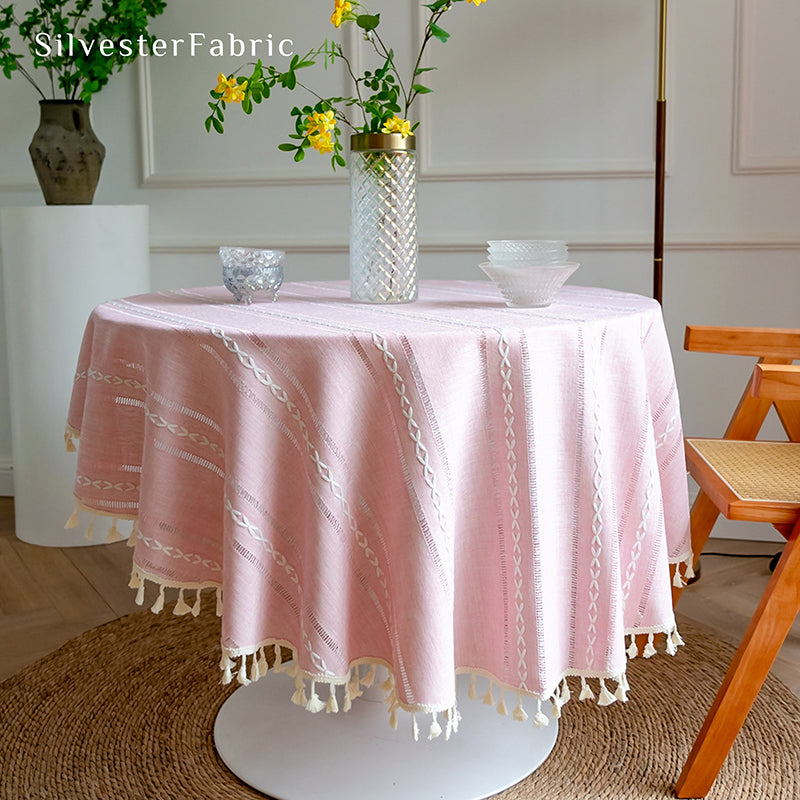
[2,612,799,800]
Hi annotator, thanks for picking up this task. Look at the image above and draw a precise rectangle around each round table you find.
[66,280,692,798]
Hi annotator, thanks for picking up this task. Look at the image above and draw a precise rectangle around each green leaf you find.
[294,148,305,162]
[204,117,212,133]
[356,13,380,32]
[415,66,437,75]
[335,154,346,168]
[429,23,450,42]
[211,117,224,134]
[411,84,433,94]
[278,143,297,152]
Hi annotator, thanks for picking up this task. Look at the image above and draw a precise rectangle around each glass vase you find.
[349,133,418,303]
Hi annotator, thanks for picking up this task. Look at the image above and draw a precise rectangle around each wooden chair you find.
[673,326,800,798]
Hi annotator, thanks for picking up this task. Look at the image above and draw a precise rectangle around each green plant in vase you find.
[206,0,489,304]
[0,0,167,203]
[205,0,487,168]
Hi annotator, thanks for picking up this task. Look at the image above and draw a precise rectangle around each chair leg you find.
[674,522,800,798]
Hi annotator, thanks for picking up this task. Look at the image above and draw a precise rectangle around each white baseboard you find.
[0,463,13,497]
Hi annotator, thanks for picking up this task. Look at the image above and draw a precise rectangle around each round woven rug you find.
[2,612,799,800]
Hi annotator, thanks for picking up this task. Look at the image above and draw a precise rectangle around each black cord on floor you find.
[702,552,773,558]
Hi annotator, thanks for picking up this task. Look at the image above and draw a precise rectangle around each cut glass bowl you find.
[220,247,285,304]
[479,262,579,308]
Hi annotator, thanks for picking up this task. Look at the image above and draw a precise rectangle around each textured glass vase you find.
[350,133,418,303]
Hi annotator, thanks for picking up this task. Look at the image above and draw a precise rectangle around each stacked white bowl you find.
[480,240,579,308]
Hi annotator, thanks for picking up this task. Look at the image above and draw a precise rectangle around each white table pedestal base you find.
[214,672,558,800]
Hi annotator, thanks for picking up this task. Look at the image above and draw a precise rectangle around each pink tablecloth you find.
[67,280,691,736]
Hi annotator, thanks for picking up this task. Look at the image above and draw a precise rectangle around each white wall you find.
[0,0,798,539]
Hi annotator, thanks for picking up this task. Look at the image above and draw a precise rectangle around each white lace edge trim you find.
[127,565,685,741]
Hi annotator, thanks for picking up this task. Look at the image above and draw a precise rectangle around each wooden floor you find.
[2,495,800,696]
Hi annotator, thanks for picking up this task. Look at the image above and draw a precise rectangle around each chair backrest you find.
[685,325,800,442]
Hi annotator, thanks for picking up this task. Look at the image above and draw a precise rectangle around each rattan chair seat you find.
[687,438,800,504]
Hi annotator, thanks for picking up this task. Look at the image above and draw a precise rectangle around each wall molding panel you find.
[733,0,800,175]
[412,2,660,182]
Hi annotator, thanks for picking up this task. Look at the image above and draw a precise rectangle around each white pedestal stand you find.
[0,205,150,546]
[214,672,558,800]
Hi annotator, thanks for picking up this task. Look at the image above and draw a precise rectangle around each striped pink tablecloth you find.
[67,280,691,736]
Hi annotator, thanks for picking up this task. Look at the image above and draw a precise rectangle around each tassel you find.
[673,566,685,588]
[306,681,326,713]
[127,529,137,548]
[257,648,268,676]
[191,589,202,617]
[445,708,454,741]
[65,428,77,452]
[342,691,353,712]
[85,516,95,541]
[496,690,508,717]
[220,653,234,685]
[249,652,261,682]
[380,674,393,692]
[361,664,376,687]
[107,519,124,543]
[237,656,251,686]
[482,681,495,706]
[272,644,284,672]
[64,506,79,529]
[326,684,339,714]
[533,699,549,728]
[135,580,146,606]
[684,558,696,580]
[173,588,192,616]
[468,673,477,701]
[150,584,165,614]
[513,695,528,722]
[579,677,594,702]
[128,571,141,590]
[412,713,420,741]
[452,708,461,734]
[560,677,571,704]
[666,633,678,656]
[215,588,223,617]
[291,676,307,706]
[615,674,629,702]
[597,678,617,706]
[643,633,657,658]
[389,707,398,730]
[428,713,442,740]
[627,634,639,659]
[671,628,685,648]
[348,671,363,701]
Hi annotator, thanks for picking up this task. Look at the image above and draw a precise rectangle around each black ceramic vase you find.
[28,100,106,205]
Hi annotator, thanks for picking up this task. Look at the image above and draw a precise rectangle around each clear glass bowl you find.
[479,262,579,308]
[220,247,285,304]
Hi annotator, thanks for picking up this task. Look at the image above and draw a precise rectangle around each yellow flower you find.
[331,0,352,27]
[306,110,337,136]
[215,73,234,95]
[309,132,335,154]
[214,73,247,104]
[381,116,412,139]
[467,0,487,5]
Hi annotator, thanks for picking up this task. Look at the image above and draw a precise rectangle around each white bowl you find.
[479,262,579,308]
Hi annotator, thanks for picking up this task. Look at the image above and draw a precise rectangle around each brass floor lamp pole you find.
[654,0,668,304]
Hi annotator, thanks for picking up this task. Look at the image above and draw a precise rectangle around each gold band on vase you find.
[350,133,416,153]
